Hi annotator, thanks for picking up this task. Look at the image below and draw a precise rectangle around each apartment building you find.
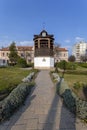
[72,41,87,62]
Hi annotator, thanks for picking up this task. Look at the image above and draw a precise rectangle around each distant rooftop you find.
[0,46,33,51]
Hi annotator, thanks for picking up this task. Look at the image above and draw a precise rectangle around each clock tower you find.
[33,30,54,69]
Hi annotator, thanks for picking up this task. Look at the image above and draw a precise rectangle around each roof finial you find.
[43,22,45,30]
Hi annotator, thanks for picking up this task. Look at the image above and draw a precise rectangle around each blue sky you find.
[0,0,87,54]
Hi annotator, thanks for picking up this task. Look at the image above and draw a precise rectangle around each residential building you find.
[72,41,87,62]
[0,59,7,66]
[0,45,68,65]
[0,46,34,64]
[54,47,68,62]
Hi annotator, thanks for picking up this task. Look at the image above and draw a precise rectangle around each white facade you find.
[0,59,7,66]
[54,48,68,62]
[34,57,54,69]
[72,41,87,62]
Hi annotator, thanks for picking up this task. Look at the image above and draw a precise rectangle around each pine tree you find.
[9,42,18,65]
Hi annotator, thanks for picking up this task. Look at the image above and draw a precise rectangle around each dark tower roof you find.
[33,30,54,40]
[40,30,48,35]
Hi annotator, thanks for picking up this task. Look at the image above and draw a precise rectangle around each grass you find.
[0,67,36,91]
[64,74,87,87]
[57,66,87,100]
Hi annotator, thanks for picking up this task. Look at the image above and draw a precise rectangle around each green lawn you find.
[57,66,87,100]
[0,67,35,91]
[64,74,87,87]
[60,66,87,87]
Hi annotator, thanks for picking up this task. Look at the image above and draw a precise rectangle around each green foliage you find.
[17,57,28,68]
[0,82,34,121]
[57,79,87,120]
[68,55,76,62]
[73,82,84,90]
[62,89,76,113]
[76,99,87,120]
[56,61,77,70]
[27,63,34,68]
[0,66,7,68]
[66,70,87,75]
[57,78,69,95]
[78,63,87,68]
[66,62,77,70]
[8,42,18,65]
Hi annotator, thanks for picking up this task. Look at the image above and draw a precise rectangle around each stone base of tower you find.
[34,57,54,69]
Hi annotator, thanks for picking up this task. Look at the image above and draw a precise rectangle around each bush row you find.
[22,72,34,82]
[78,63,87,68]
[0,82,34,121]
[55,61,77,70]
[66,70,87,75]
[51,72,60,82]
[57,77,87,121]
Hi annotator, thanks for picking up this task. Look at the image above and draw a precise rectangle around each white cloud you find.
[75,37,84,41]
[19,41,34,46]
[0,40,34,48]
[65,39,71,43]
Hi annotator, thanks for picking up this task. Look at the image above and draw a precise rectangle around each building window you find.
[7,53,8,56]
[21,53,24,57]
[64,54,65,57]
[2,53,5,57]
[28,59,31,62]
[3,60,5,64]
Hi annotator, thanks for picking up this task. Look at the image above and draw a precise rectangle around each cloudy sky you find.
[0,0,87,54]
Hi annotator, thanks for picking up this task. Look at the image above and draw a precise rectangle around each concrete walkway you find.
[0,70,87,130]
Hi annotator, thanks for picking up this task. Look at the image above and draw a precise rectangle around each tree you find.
[54,43,61,62]
[17,57,27,68]
[9,42,18,65]
[68,55,76,62]
[80,55,87,62]
[54,43,60,54]
[61,60,67,78]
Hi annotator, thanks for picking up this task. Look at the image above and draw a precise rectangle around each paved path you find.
[0,70,87,130]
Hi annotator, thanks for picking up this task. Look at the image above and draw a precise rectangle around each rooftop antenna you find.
[42,22,46,30]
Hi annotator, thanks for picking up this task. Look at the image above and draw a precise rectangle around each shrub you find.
[66,70,87,75]
[78,63,87,68]
[73,82,84,90]
[66,62,77,70]
[0,66,7,68]
[52,73,60,82]
[27,63,34,68]
[57,79,87,120]
[62,89,76,113]
[22,72,35,82]
[17,58,28,68]
[0,82,34,121]
[56,61,77,70]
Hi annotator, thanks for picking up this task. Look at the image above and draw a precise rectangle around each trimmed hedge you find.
[22,72,34,82]
[57,77,87,121]
[56,61,77,70]
[52,72,60,82]
[0,82,34,121]
[78,63,87,68]
[66,70,87,75]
